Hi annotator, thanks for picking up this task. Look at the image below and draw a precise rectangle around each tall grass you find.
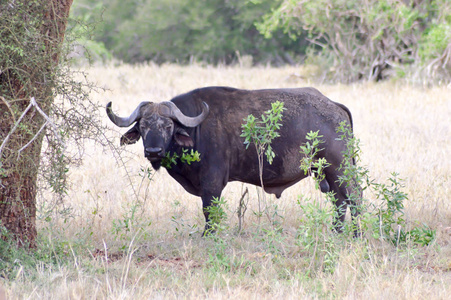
[2,63,450,299]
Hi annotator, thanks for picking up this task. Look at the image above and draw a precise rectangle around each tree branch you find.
[0,97,64,159]
[0,99,34,158]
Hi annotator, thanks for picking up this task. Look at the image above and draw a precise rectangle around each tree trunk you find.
[0,0,73,248]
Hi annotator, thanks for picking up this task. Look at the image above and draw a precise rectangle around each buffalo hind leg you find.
[323,172,349,234]
[324,171,361,237]
[312,167,347,232]
[346,179,363,237]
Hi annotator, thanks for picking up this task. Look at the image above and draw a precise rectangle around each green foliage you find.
[111,201,152,250]
[70,0,304,65]
[139,166,154,181]
[0,223,77,280]
[161,148,201,169]
[206,235,232,272]
[47,148,69,196]
[299,131,330,186]
[67,1,112,64]
[296,202,339,273]
[204,199,257,274]
[171,212,199,235]
[70,0,451,81]
[241,101,285,222]
[364,173,405,244]
[241,101,285,165]
[419,22,451,61]
[297,131,341,273]
[181,149,201,165]
[205,235,255,275]
[162,152,180,169]
[295,124,436,273]
[366,173,435,246]
[259,0,451,83]
[205,197,229,234]
[257,225,285,257]
[334,122,436,246]
[0,1,50,98]
[408,224,437,247]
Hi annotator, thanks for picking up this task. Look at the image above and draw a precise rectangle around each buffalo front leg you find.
[201,190,223,236]
[199,164,228,236]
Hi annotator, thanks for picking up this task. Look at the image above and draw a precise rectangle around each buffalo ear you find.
[174,128,194,147]
[120,124,141,145]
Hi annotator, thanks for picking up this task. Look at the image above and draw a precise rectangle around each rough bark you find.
[0,0,73,248]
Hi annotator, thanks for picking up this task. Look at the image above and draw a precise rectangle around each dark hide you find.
[107,86,361,234]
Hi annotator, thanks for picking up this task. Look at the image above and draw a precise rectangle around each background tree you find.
[71,0,450,83]
[257,0,451,83]
[0,0,74,248]
[71,0,308,65]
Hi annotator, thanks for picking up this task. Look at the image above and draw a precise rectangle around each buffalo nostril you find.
[145,147,163,157]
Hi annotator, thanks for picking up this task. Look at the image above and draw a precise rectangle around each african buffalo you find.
[106,86,360,233]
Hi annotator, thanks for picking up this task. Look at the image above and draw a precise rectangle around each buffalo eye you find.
[163,123,173,132]
[139,121,149,131]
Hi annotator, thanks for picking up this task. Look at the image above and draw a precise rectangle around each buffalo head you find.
[106,101,209,163]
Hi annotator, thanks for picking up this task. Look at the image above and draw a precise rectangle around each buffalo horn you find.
[161,101,209,127]
[106,101,150,127]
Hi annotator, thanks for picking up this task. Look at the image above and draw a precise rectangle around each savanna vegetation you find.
[71,0,451,83]
[1,64,450,298]
[1,0,450,298]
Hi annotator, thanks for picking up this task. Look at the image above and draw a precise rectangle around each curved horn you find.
[161,101,209,127]
[106,101,150,127]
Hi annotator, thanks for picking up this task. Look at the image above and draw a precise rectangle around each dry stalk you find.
[237,187,249,232]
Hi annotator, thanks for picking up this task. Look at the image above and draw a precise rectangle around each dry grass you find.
[4,63,451,299]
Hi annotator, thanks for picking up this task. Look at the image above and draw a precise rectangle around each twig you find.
[0,97,65,159]
[0,99,34,158]
[19,97,65,156]
[237,187,249,233]
[17,121,48,158]
[29,97,64,145]
[0,96,16,124]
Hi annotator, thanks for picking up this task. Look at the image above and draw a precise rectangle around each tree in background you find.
[258,0,451,83]
[71,0,308,65]
[71,0,450,83]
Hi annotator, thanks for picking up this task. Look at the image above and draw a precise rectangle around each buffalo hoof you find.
[202,223,216,237]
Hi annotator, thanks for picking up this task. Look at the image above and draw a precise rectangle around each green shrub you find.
[258,0,451,83]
